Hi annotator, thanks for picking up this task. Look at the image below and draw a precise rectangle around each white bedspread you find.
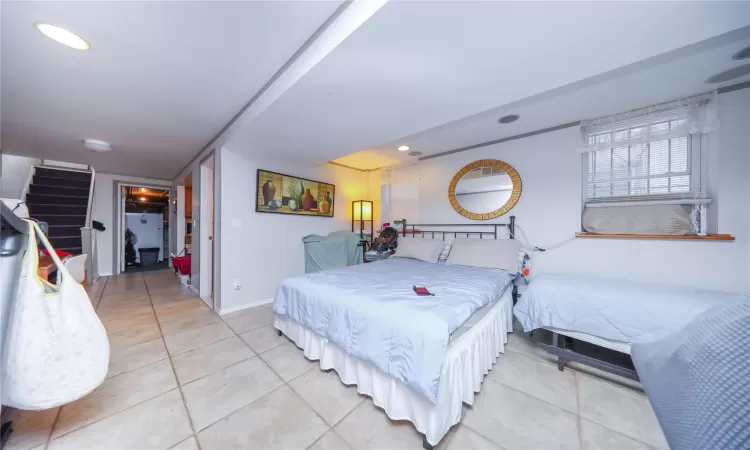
[273,258,513,403]
[514,274,749,344]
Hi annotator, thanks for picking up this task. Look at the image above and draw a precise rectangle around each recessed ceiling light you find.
[705,63,750,84]
[408,151,423,157]
[498,114,520,124]
[34,23,90,50]
[83,138,111,152]
[397,145,410,152]
[733,46,750,60]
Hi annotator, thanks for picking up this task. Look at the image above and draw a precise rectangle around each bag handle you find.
[25,219,74,285]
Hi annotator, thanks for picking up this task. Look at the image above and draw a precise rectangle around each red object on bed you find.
[172,255,191,276]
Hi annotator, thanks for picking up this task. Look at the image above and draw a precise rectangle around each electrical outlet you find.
[233,280,241,290]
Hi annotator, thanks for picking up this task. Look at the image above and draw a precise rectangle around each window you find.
[585,123,700,201]
[579,92,719,235]
[462,165,507,180]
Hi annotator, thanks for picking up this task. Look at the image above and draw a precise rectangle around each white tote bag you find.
[1,220,109,410]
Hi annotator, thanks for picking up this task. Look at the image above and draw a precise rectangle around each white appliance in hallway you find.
[125,213,164,263]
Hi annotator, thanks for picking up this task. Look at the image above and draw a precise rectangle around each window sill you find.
[576,233,735,241]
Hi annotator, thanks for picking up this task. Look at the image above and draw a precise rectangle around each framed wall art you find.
[256,169,335,217]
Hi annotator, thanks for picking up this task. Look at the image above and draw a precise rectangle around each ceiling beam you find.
[174,0,389,178]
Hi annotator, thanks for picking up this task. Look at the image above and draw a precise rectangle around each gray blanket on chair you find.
[302,231,361,273]
[631,300,750,450]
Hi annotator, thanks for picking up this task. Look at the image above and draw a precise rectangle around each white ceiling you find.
[1,1,343,178]
[227,1,750,169]
[336,29,750,169]
[3,1,749,178]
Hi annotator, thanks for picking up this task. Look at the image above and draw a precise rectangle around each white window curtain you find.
[379,164,420,226]
[380,166,394,226]
[578,91,719,154]
[579,91,719,235]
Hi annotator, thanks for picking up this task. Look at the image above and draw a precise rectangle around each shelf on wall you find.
[575,233,735,241]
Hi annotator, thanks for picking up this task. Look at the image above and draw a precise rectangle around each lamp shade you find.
[352,200,374,242]
[362,202,372,220]
[353,200,372,221]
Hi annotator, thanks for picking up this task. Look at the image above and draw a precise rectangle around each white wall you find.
[409,88,749,292]
[125,213,165,262]
[218,147,370,313]
[1,154,39,199]
[716,88,750,291]
[94,173,171,276]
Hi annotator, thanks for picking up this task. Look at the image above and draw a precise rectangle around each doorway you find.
[115,184,170,274]
[176,172,193,259]
[199,155,215,308]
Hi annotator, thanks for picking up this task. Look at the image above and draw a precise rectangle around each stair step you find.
[32,176,90,190]
[26,193,89,207]
[33,215,87,226]
[29,184,90,197]
[47,225,83,237]
[35,167,92,182]
[49,236,82,249]
[27,204,87,215]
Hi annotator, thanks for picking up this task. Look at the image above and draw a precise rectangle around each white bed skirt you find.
[273,289,513,446]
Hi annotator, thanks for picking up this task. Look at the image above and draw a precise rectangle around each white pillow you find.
[393,239,445,263]
[446,238,521,273]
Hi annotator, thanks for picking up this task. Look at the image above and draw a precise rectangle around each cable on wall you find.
[509,223,576,252]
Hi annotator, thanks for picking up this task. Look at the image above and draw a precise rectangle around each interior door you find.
[120,186,127,273]
[209,168,214,306]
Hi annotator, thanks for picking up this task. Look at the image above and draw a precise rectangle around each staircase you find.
[26,167,92,255]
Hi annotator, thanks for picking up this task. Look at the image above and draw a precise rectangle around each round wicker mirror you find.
[448,159,522,220]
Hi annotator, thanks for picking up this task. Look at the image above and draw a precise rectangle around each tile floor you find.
[4,271,668,450]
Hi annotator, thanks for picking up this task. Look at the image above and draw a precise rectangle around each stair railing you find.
[80,166,97,285]
[20,165,36,201]
[85,166,95,227]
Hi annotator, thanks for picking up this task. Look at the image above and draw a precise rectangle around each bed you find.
[513,273,749,379]
[273,218,519,448]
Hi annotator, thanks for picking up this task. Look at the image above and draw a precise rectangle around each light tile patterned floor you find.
[4,271,669,450]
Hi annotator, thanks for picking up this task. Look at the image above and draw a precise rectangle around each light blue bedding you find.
[514,274,749,344]
[273,258,513,403]
[631,300,750,450]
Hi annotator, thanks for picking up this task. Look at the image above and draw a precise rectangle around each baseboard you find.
[99,272,113,277]
[218,298,273,316]
[189,285,200,297]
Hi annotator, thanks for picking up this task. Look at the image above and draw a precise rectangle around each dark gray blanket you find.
[631,300,750,450]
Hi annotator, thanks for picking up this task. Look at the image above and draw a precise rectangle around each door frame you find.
[112,180,171,276]
[198,153,216,310]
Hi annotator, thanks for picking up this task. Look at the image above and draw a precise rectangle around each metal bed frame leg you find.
[1,420,12,449]
[552,332,564,372]
[422,434,433,450]
[528,330,640,381]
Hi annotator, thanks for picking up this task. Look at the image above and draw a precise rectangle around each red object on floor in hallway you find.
[41,249,73,258]
[172,255,191,276]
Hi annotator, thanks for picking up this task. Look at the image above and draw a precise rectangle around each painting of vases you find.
[256,169,335,217]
